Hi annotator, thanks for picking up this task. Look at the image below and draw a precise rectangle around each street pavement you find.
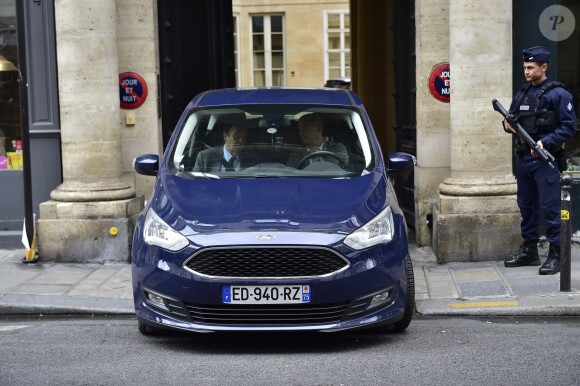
[0,238,579,318]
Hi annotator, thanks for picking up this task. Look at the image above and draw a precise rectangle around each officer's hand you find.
[502,119,516,134]
[531,140,544,158]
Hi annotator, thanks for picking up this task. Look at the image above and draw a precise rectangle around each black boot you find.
[539,245,560,275]
[504,241,540,267]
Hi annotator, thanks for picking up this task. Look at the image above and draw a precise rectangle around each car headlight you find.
[343,206,394,250]
[143,208,189,251]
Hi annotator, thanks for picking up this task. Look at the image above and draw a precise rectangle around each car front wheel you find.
[376,256,415,333]
[138,319,163,336]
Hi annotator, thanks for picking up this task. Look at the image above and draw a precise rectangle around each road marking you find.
[0,325,32,332]
[447,301,519,308]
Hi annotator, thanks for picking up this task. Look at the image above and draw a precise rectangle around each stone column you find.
[37,0,142,262]
[414,0,451,247]
[432,0,521,262]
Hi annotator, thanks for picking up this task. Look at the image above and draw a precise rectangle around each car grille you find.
[184,247,349,278]
[184,302,351,325]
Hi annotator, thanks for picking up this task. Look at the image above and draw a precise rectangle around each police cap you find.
[522,46,551,62]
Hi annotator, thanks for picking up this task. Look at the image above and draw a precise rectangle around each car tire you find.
[138,320,162,336]
[389,257,415,332]
[375,256,415,333]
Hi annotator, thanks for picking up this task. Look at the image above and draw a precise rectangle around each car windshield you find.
[168,104,375,179]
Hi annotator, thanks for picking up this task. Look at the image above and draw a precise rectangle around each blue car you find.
[131,87,416,335]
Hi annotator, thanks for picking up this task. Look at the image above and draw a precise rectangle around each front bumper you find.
[134,280,406,333]
[131,224,410,333]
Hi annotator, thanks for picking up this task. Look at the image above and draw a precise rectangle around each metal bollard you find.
[560,173,572,292]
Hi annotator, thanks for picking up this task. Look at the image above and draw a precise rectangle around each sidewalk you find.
[0,242,579,317]
[411,243,580,316]
[0,249,133,315]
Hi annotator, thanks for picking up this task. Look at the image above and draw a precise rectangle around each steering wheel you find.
[298,150,346,169]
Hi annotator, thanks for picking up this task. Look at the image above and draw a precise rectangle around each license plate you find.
[222,285,311,304]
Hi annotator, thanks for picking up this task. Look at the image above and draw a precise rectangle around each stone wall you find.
[116,0,161,200]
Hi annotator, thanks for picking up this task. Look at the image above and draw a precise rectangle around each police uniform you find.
[504,46,577,275]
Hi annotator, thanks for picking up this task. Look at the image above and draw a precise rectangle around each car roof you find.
[191,87,363,108]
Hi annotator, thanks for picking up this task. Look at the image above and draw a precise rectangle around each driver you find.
[193,124,252,172]
[287,113,348,168]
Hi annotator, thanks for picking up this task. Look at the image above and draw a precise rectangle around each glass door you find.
[0,0,24,243]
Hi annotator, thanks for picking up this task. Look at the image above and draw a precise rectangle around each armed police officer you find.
[502,46,577,275]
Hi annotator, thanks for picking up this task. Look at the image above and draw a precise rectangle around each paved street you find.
[0,315,578,385]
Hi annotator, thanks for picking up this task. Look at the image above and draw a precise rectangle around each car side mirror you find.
[133,154,159,176]
[387,152,416,170]
[386,152,416,180]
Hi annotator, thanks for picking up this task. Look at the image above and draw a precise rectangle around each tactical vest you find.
[512,81,564,136]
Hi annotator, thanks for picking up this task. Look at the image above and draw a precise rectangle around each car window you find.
[168,105,375,179]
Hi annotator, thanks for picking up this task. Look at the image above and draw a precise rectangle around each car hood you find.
[150,172,389,235]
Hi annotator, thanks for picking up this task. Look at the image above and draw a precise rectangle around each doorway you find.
[157,0,236,148]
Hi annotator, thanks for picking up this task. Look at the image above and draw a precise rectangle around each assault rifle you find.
[492,99,555,168]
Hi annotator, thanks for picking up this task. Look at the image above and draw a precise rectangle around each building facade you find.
[0,0,578,262]
[232,0,350,88]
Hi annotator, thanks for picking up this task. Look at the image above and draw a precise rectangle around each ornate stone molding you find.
[50,180,135,202]
[439,177,517,196]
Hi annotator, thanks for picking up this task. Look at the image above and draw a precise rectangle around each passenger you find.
[288,114,348,168]
[193,124,251,172]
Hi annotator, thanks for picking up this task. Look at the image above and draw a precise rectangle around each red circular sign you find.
[119,72,148,109]
[428,63,450,103]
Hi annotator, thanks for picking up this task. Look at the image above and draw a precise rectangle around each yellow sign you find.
[7,152,23,169]
[561,210,570,220]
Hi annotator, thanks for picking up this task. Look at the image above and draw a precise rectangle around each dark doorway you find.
[393,0,416,229]
[157,0,236,148]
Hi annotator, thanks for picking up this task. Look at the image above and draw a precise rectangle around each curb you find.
[416,294,580,317]
[0,294,134,316]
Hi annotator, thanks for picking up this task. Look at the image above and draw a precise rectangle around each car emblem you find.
[256,234,275,241]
